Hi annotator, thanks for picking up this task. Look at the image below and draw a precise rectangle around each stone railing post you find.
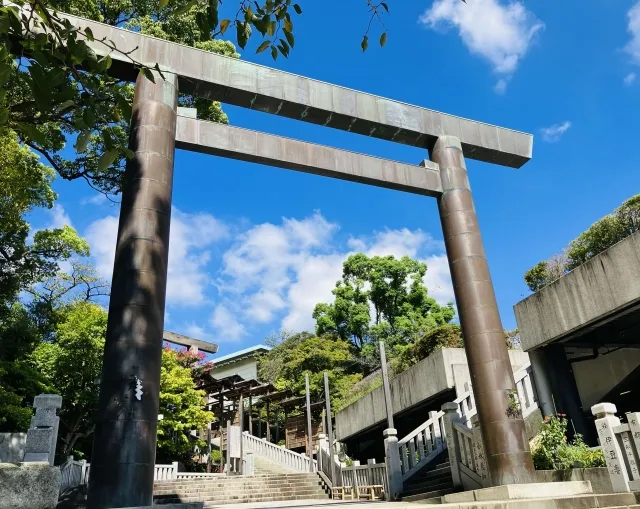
[592,403,630,492]
[429,410,443,450]
[470,415,489,486]
[383,428,402,501]
[441,402,463,489]
[23,394,62,466]
[244,451,255,476]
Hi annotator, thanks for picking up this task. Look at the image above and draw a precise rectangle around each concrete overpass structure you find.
[514,231,640,444]
[335,348,531,461]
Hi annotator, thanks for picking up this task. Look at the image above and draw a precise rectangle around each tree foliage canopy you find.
[0,129,88,309]
[524,194,640,292]
[157,345,214,466]
[258,331,361,409]
[313,254,455,369]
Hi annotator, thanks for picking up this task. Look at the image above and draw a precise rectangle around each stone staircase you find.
[402,451,455,502]
[153,472,331,506]
[254,454,297,475]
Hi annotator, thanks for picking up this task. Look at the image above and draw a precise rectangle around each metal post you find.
[429,135,534,486]
[87,71,178,509]
[239,394,244,474]
[266,400,271,443]
[323,372,338,485]
[207,425,212,473]
[226,420,232,474]
[305,373,314,471]
[379,341,394,430]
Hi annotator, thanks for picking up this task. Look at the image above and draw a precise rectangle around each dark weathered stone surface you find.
[87,71,178,509]
[0,462,60,509]
[60,13,533,168]
[430,136,535,486]
[175,116,442,197]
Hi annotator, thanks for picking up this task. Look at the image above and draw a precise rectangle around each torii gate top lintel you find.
[64,13,533,169]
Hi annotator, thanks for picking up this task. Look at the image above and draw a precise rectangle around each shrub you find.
[532,416,605,470]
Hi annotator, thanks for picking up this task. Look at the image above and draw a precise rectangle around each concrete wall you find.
[571,348,640,409]
[334,348,530,441]
[0,433,26,463]
[0,462,60,509]
[209,357,259,381]
[514,232,640,351]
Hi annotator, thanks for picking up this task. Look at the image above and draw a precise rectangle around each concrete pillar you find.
[428,136,534,486]
[87,71,178,509]
[383,428,402,501]
[528,348,555,419]
[545,344,596,444]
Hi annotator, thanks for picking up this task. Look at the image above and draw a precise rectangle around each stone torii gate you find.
[63,13,535,508]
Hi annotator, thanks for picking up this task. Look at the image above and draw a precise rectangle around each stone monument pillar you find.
[428,136,535,486]
[23,394,62,466]
[87,70,178,509]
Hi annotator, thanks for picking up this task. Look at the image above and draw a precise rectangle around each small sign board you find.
[228,425,241,459]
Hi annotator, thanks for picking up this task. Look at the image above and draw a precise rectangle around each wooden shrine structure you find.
[195,371,326,457]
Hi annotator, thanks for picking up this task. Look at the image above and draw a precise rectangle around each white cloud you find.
[85,207,228,307]
[624,72,637,85]
[48,204,73,229]
[420,0,543,85]
[210,305,247,340]
[540,121,572,142]
[217,213,454,335]
[494,78,508,94]
[81,194,108,206]
[626,1,640,64]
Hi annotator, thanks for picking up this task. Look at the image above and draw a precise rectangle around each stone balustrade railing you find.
[592,403,640,493]
[75,462,178,488]
[395,360,538,492]
[242,432,316,473]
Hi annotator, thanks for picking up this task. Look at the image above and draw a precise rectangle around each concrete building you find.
[514,231,640,444]
[209,345,271,381]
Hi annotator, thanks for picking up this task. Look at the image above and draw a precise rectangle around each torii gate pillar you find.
[429,136,535,486]
[87,71,178,509]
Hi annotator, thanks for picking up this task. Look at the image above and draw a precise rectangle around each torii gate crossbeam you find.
[54,14,538,508]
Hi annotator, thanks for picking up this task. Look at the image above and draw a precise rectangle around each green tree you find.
[157,345,214,467]
[313,254,455,368]
[524,194,640,292]
[0,129,88,309]
[258,331,362,409]
[32,300,107,458]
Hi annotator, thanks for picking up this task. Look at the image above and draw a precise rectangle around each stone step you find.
[403,481,454,497]
[406,468,453,486]
[199,496,330,508]
[154,485,328,496]
[155,492,330,505]
[155,473,319,483]
[403,488,456,503]
[154,480,324,492]
[425,492,640,509]
[154,490,329,503]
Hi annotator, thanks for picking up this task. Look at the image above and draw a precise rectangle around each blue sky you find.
[29,0,640,357]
